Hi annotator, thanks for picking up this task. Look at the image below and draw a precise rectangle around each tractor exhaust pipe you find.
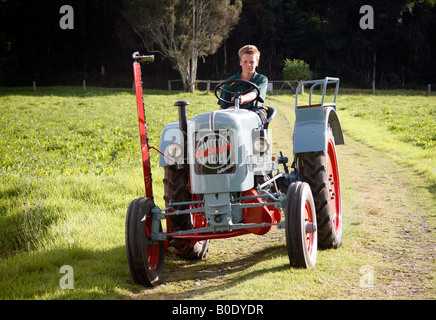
[174,100,190,169]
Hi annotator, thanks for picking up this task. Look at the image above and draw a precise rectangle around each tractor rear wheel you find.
[285,181,317,268]
[297,126,342,249]
[125,197,164,287]
[163,165,209,260]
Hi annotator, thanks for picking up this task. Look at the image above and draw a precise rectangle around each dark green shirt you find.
[218,71,268,110]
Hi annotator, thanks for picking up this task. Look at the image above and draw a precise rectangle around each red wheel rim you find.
[327,139,342,234]
[304,200,315,255]
[144,218,160,270]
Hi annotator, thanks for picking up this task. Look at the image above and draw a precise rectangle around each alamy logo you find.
[59,265,74,289]
[360,265,374,289]
[195,131,234,170]
[59,5,74,30]
[360,5,374,30]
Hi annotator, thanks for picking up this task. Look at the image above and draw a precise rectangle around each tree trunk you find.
[178,63,190,92]
[189,55,198,93]
[372,49,376,94]
[223,40,227,76]
[189,0,197,93]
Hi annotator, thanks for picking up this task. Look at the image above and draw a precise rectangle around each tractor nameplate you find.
[194,130,236,175]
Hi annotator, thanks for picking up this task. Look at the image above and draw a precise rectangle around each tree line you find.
[1,0,435,89]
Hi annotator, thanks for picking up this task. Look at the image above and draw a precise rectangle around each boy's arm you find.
[241,75,268,105]
[257,75,268,103]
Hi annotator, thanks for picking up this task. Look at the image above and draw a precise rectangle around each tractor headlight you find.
[253,137,269,153]
[167,143,183,158]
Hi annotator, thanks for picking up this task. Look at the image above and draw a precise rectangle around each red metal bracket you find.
[133,61,153,200]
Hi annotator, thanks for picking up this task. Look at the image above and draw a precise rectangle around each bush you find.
[283,59,313,81]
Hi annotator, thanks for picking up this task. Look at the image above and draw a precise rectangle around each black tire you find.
[296,127,342,249]
[285,181,318,268]
[163,166,191,231]
[125,198,164,286]
[163,165,209,260]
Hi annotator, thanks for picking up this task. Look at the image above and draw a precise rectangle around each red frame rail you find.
[133,59,153,199]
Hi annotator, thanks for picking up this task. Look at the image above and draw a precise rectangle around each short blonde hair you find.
[238,45,260,61]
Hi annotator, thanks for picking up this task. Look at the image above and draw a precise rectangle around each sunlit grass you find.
[0,87,216,299]
[1,86,434,299]
[271,89,436,185]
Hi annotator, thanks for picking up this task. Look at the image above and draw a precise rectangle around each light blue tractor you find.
[126,53,344,286]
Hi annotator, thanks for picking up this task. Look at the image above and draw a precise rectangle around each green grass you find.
[0,87,217,299]
[271,88,436,187]
[0,86,434,299]
[338,89,436,185]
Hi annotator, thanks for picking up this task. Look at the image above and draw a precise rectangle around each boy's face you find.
[240,53,259,75]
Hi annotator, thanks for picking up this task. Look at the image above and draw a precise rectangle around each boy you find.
[218,45,268,125]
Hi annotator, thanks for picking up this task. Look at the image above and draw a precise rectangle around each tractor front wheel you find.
[126,197,164,287]
[285,181,318,268]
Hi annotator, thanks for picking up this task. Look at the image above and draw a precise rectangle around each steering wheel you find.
[215,79,261,106]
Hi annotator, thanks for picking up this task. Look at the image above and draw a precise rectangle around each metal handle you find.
[295,77,340,108]
[132,52,155,64]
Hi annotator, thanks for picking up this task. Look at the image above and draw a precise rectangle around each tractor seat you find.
[265,106,277,123]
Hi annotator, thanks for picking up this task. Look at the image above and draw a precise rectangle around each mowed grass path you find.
[0,86,434,300]
[271,88,436,185]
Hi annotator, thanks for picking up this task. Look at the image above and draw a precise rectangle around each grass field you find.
[0,87,219,299]
[0,86,434,300]
[271,88,436,186]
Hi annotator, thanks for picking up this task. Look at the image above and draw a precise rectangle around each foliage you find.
[282,58,313,81]
[1,1,435,88]
[123,0,242,92]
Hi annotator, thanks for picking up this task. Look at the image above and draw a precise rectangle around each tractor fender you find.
[326,107,345,146]
[158,121,182,167]
[293,106,344,154]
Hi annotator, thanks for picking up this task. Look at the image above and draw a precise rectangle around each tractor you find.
[126,52,344,286]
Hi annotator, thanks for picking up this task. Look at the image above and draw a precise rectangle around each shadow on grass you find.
[160,244,290,300]
[427,182,436,197]
[0,241,290,300]
[0,187,59,258]
[0,245,130,299]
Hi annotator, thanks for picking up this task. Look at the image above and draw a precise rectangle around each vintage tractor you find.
[126,52,344,286]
